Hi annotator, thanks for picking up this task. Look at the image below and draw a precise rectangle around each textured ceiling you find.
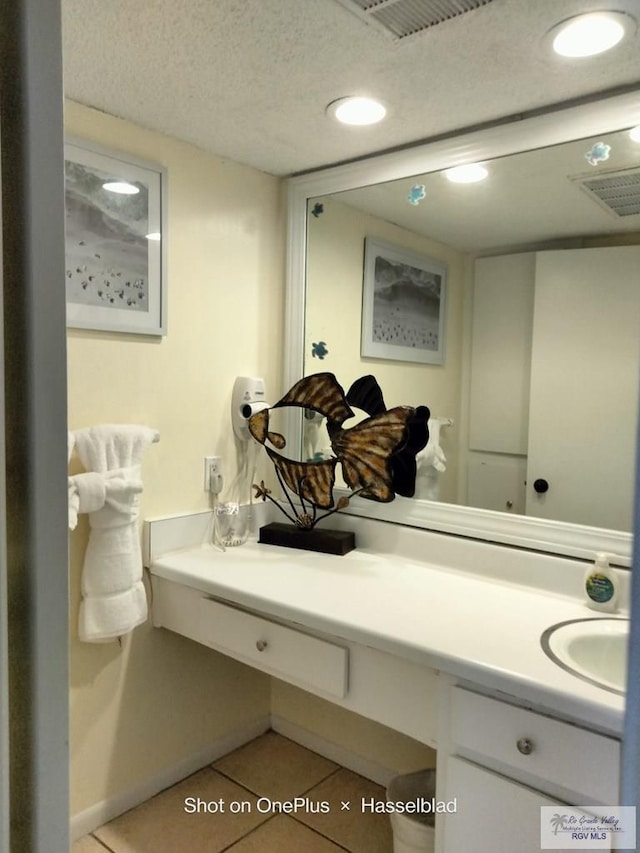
[61,0,640,177]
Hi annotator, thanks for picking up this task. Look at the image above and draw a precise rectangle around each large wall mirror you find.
[285,91,640,565]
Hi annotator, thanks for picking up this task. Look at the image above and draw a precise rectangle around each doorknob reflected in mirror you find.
[533,479,549,494]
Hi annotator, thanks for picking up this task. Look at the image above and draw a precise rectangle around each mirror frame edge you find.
[285,90,640,566]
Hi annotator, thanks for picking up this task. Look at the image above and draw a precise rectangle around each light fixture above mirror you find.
[327,96,387,126]
[549,11,635,57]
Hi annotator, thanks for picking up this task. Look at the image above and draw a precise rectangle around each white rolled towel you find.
[416,419,447,474]
[79,468,143,596]
[73,425,158,643]
[68,472,107,531]
[78,467,145,641]
[79,585,149,644]
[68,431,78,530]
[74,424,159,473]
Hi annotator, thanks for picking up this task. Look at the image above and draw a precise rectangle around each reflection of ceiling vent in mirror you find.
[572,168,640,218]
[333,0,495,41]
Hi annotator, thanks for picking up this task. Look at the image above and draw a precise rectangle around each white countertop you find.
[148,530,626,738]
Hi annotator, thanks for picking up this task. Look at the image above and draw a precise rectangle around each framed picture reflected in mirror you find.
[361,237,446,365]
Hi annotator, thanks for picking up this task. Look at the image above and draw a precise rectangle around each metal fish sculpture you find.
[248,372,429,529]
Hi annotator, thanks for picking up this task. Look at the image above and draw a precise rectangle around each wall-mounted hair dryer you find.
[231,376,269,441]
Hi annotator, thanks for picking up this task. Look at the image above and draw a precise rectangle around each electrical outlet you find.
[204,456,223,493]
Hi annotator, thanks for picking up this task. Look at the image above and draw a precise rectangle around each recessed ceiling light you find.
[444,163,488,184]
[327,97,386,126]
[550,12,634,57]
[630,125,640,142]
[102,181,140,195]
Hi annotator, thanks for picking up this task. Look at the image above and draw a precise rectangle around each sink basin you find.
[541,617,628,695]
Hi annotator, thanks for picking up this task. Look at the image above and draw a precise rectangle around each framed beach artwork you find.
[64,138,167,335]
[361,238,447,365]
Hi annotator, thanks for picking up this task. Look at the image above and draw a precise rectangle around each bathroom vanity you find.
[144,510,625,853]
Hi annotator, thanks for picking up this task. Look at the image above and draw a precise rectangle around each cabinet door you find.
[470,254,535,454]
[466,453,527,514]
[443,757,574,853]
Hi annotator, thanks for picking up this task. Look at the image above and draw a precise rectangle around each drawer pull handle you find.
[516,737,534,755]
[256,640,268,652]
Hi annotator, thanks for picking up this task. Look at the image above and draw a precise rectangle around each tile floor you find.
[72,731,394,852]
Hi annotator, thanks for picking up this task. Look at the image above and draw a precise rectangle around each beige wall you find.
[66,101,282,817]
[272,682,436,775]
[66,103,440,824]
[305,197,466,503]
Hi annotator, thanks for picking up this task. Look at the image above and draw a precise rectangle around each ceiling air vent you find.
[572,168,640,218]
[334,0,496,41]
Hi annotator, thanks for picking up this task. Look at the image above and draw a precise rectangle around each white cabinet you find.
[148,557,622,853]
[467,253,534,513]
[444,757,566,853]
[466,452,527,515]
[469,253,535,455]
[439,687,620,853]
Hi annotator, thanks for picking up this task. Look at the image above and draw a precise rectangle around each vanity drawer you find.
[449,686,620,804]
[200,598,348,698]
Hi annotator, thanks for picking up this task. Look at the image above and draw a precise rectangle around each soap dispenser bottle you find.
[584,553,618,613]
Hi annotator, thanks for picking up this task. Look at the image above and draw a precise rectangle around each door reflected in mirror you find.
[304,128,640,533]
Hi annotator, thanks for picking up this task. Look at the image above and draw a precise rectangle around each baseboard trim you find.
[270,714,395,788]
[70,715,271,841]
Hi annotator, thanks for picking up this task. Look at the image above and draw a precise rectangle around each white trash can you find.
[386,769,436,853]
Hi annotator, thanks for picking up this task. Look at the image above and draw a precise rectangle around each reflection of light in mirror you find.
[550,12,630,57]
[444,163,488,183]
[145,232,161,241]
[630,125,640,142]
[102,181,139,195]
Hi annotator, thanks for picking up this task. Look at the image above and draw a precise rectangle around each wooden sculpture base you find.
[258,522,356,556]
